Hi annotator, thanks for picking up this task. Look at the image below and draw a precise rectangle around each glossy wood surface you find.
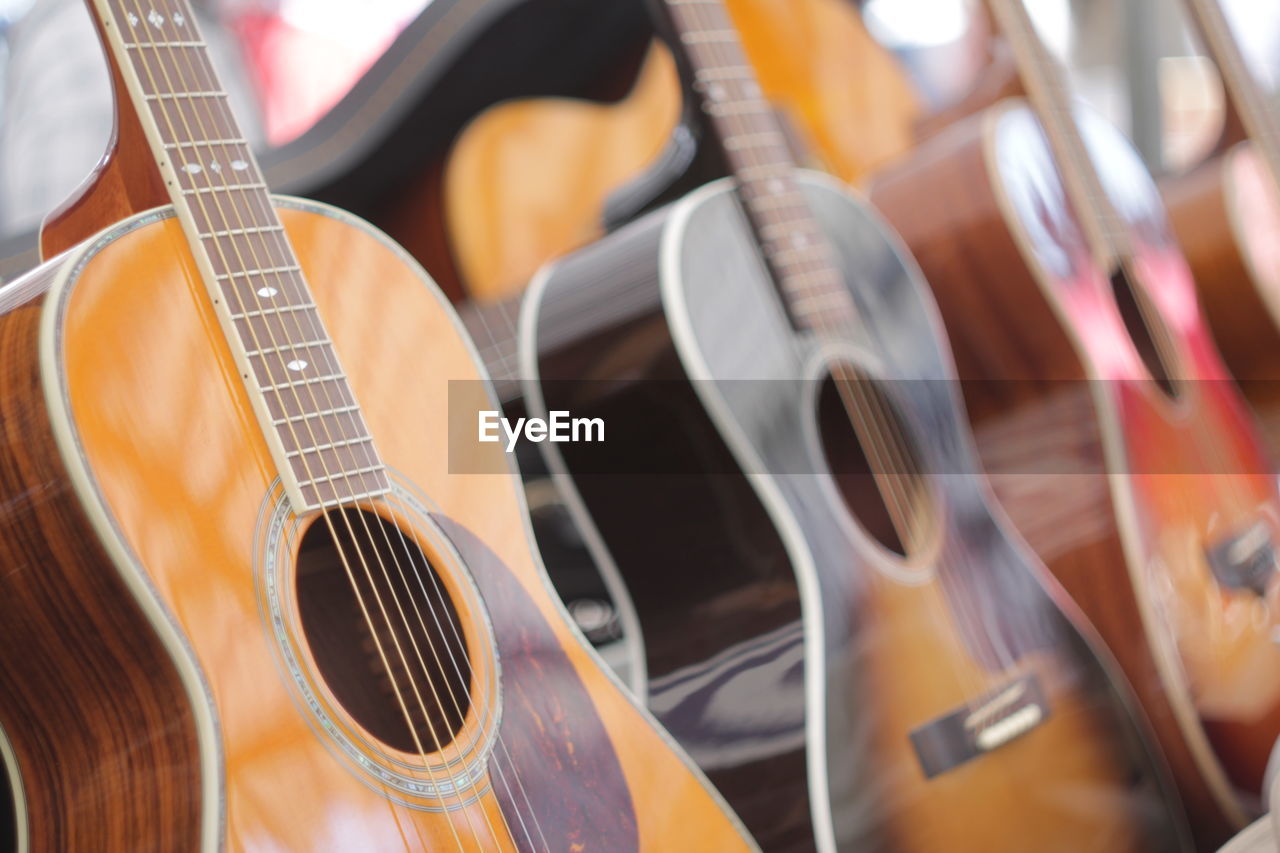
[0,202,757,851]
[442,0,918,301]
[871,101,1280,847]
[1165,142,1280,457]
[0,261,202,852]
[524,173,1189,851]
[37,10,167,260]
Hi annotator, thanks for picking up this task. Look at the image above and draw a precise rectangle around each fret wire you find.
[185,182,268,194]
[273,405,360,426]
[166,138,247,148]
[129,8,391,504]
[664,0,859,332]
[220,265,303,281]
[108,0,385,496]
[247,339,334,358]
[145,90,227,99]
[287,437,374,458]
[299,461,384,481]
[230,303,316,319]
[266,372,349,393]
[125,39,206,49]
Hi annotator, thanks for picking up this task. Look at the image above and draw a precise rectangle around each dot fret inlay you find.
[101,0,389,511]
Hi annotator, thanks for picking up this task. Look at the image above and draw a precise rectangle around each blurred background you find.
[0,0,1276,245]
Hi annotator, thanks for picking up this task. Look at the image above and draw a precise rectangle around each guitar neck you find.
[658,0,856,331]
[86,0,388,512]
[987,0,1131,269]
[1182,0,1280,187]
[459,296,524,401]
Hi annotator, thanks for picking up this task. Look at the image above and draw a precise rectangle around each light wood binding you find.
[442,0,919,302]
[0,0,762,847]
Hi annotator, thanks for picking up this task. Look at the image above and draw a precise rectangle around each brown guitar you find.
[441,0,921,303]
[0,0,761,849]
[871,0,1280,846]
[1163,0,1280,457]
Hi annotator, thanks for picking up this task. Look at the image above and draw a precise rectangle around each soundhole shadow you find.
[296,508,472,755]
[817,366,936,559]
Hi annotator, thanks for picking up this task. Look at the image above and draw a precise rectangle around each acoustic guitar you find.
[442,0,921,303]
[1163,0,1280,456]
[502,0,1194,849]
[0,0,761,849]
[871,0,1280,845]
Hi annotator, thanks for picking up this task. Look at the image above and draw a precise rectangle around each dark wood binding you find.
[0,288,204,851]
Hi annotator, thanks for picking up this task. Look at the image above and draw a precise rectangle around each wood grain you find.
[0,202,756,851]
[870,104,1274,848]
[0,279,204,851]
[1164,142,1280,461]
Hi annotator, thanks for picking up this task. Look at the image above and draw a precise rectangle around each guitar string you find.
[676,0,932,554]
[144,2,551,845]
[679,0,1024,678]
[976,0,1245,672]
[376,489,552,853]
[995,0,1261,561]
[150,37,536,853]
[115,2,497,847]
[111,5,484,844]
[675,0,932,553]
[441,223,604,853]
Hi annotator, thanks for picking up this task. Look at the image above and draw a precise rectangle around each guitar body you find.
[443,0,918,300]
[0,199,755,851]
[871,100,1280,845]
[520,172,1187,851]
[1165,141,1280,454]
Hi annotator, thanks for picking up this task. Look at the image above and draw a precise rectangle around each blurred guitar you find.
[1163,0,1280,456]
[872,0,1280,844]
[0,0,760,849]
[442,0,921,303]
[507,0,1194,848]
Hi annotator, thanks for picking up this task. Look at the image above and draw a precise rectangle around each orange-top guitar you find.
[442,0,921,303]
[1163,0,1280,455]
[872,0,1280,845]
[0,0,759,849]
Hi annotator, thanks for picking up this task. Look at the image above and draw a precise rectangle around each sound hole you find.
[817,366,933,558]
[1110,268,1179,399]
[296,509,472,754]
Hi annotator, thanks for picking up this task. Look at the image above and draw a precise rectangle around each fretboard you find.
[987,0,1132,270]
[1182,0,1280,191]
[459,296,523,402]
[662,0,857,332]
[92,0,388,512]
